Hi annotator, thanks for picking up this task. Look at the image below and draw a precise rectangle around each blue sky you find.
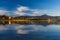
[0,0,60,16]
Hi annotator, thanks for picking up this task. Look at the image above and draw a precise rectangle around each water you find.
[0,24,60,40]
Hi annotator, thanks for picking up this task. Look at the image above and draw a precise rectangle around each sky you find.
[0,0,60,16]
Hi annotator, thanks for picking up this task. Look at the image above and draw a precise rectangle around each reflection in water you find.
[15,25,60,40]
[0,21,60,26]
[0,21,60,40]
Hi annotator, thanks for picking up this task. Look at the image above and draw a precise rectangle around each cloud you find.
[14,6,42,16]
[14,6,30,16]
[0,6,59,16]
[0,10,9,15]
[14,6,58,16]
[15,11,26,16]
[17,6,29,11]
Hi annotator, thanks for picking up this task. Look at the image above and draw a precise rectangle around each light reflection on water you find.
[0,24,60,40]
